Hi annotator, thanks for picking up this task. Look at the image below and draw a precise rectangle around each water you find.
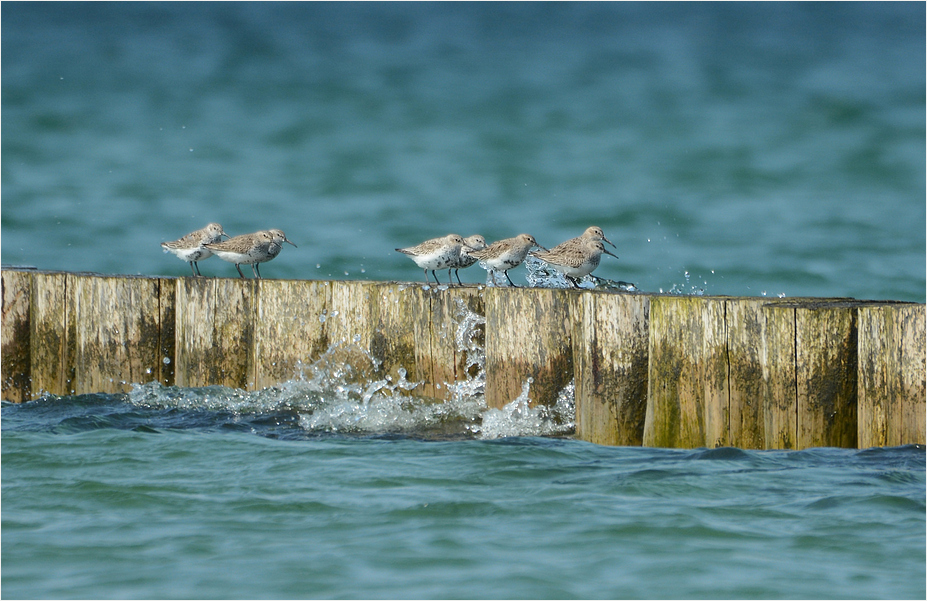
[2,4,925,598]
[3,394,925,600]
[3,313,925,599]
[1,2,924,301]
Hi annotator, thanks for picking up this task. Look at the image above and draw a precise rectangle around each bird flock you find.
[162,224,617,287]
[161,224,296,278]
[395,227,617,288]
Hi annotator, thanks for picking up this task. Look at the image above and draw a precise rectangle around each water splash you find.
[667,270,708,296]
[473,378,575,439]
[525,255,638,292]
[128,300,575,440]
[480,262,512,287]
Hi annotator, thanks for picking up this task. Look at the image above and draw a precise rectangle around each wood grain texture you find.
[29,272,72,397]
[857,304,926,447]
[761,305,798,449]
[726,299,769,449]
[157,278,176,386]
[404,285,486,400]
[254,279,331,389]
[71,274,162,394]
[644,296,728,449]
[174,277,257,388]
[4,269,923,448]
[484,287,574,410]
[1,270,32,402]
[573,291,650,446]
[795,305,858,449]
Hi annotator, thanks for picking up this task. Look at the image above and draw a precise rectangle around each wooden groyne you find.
[2,268,924,449]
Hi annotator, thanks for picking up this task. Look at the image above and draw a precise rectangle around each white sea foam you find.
[524,254,639,292]
[128,298,576,439]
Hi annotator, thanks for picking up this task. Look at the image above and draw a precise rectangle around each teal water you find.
[2,3,926,598]
[2,2,924,300]
[3,394,925,600]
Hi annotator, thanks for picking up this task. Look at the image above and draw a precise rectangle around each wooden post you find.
[412,285,485,400]
[157,278,176,387]
[795,303,858,449]
[410,285,443,399]
[484,287,574,410]
[253,279,331,389]
[1,269,924,449]
[70,274,162,394]
[761,301,860,450]
[367,283,418,389]
[2,270,33,402]
[573,291,649,446]
[858,304,926,447]
[326,280,376,349]
[644,296,728,448]
[762,305,798,449]
[727,298,789,449]
[174,277,258,389]
[29,272,72,398]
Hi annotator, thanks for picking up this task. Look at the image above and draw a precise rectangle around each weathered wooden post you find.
[795,303,858,449]
[29,271,73,397]
[857,303,926,447]
[367,283,418,389]
[2,268,924,450]
[410,285,485,400]
[158,277,176,387]
[253,279,331,389]
[1,269,32,402]
[726,298,771,449]
[69,274,163,394]
[572,291,650,446]
[174,277,258,389]
[762,304,798,449]
[644,295,729,448]
[483,287,574,410]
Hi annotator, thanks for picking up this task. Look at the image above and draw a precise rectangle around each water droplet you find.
[162,357,171,365]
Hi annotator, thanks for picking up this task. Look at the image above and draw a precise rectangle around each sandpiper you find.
[204,229,296,279]
[254,229,297,278]
[451,234,487,285]
[465,233,545,287]
[532,237,619,288]
[161,222,229,276]
[396,233,468,285]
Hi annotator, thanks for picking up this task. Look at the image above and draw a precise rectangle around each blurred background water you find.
[3,393,925,600]
[2,1,924,300]
[3,3,925,599]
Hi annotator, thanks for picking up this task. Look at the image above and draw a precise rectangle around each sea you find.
[2,2,925,599]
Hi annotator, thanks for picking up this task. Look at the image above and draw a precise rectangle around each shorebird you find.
[531,237,619,288]
[204,229,296,279]
[257,229,298,278]
[396,233,468,285]
[465,233,545,287]
[451,234,487,285]
[160,222,229,276]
